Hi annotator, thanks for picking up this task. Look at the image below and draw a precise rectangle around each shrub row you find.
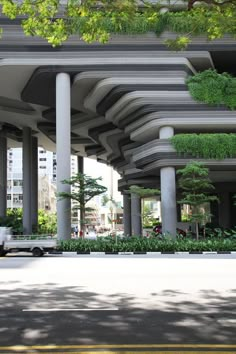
[59,237,236,252]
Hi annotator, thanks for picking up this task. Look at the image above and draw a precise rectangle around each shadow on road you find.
[0,283,235,346]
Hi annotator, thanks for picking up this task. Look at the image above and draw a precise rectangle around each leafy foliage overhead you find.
[187,69,236,110]
[170,133,236,160]
[0,0,236,48]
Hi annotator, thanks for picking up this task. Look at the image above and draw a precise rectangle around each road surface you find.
[0,254,236,353]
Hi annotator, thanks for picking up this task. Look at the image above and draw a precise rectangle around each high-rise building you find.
[7,147,54,209]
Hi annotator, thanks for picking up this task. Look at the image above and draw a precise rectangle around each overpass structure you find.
[0,20,236,239]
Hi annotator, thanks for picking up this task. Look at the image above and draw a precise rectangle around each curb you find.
[50,251,236,255]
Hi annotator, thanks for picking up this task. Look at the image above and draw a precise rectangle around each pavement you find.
[0,254,236,353]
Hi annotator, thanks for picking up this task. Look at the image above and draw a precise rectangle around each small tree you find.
[102,194,119,231]
[128,185,160,228]
[0,208,23,234]
[177,161,218,240]
[58,173,107,235]
[129,185,160,198]
[0,208,57,235]
[37,209,57,235]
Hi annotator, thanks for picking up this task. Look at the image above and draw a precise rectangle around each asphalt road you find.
[0,254,236,353]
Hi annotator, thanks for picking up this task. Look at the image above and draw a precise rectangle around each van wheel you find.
[0,247,6,257]
[32,248,43,257]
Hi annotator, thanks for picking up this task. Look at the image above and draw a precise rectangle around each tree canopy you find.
[177,161,218,239]
[0,0,236,48]
[129,185,160,198]
[58,173,107,210]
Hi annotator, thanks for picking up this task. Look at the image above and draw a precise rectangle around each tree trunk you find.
[110,207,114,231]
[195,221,199,241]
[80,205,85,238]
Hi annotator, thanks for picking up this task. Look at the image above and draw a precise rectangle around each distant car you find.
[153,224,186,237]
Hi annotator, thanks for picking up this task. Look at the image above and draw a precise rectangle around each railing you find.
[10,234,56,240]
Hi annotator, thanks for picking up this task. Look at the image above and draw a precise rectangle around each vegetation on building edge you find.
[170,133,236,160]
[1,1,236,49]
[187,69,236,110]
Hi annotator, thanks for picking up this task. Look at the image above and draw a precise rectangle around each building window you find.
[39,166,46,169]
[13,180,23,187]
[39,158,47,161]
[7,195,11,200]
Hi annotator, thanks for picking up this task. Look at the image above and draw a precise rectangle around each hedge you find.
[59,237,236,252]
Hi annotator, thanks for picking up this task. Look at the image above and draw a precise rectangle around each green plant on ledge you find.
[1,1,236,49]
[187,69,236,110]
[170,133,236,160]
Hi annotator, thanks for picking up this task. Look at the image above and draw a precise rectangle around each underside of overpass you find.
[1,20,236,238]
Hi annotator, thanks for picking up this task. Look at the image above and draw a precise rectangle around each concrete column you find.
[23,127,32,234]
[218,192,230,228]
[0,132,7,218]
[78,156,84,175]
[123,193,131,236]
[159,126,174,139]
[131,193,142,236]
[56,72,71,240]
[77,156,85,236]
[160,126,177,237]
[31,137,38,230]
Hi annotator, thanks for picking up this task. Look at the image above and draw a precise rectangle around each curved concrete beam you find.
[143,158,236,174]
[106,91,201,124]
[130,111,236,142]
[84,75,187,112]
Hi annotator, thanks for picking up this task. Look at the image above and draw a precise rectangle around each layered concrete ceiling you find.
[0,38,236,189]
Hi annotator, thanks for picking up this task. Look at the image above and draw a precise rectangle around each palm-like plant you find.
[102,194,119,231]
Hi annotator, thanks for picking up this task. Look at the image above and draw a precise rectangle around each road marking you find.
[0,350,236,354]
[1,344,236,351]
[22,307,119,312]
[218,319,236,324]
[38,352,236,354]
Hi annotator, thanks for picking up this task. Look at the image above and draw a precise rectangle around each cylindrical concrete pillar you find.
[218,192,230,228]
[159,126,174,139]
[160,167,177,237]
[159,125,177,237]
[131,193,142,236]
[123,193,131,236]
[0,133,7,218]
[23,127,32,234]
[78,156,84,175]
[77,156,85,236]
[31,137,38,230]
[56,73,71,240]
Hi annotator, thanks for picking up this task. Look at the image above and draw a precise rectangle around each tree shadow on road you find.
[0,282,235,346]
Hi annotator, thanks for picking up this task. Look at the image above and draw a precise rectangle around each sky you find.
[84,158,122,202]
